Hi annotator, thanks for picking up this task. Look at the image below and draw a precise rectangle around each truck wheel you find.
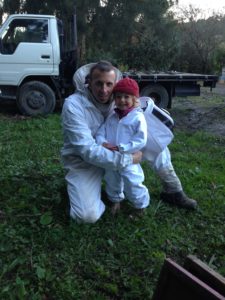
[17,81,56,116]
[140,84,169,108]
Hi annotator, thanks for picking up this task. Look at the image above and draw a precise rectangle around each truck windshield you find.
[0,18,48,54]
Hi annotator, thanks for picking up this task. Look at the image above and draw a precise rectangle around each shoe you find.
[160,191,197,210]
[129,208,146,219]
[111,203,121,216]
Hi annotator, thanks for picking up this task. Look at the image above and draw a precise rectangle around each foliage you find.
[0,0,3,23]
[120,16,178,70]
[214,42,225,74]
[172,6,225,74]
[0,98,225,298]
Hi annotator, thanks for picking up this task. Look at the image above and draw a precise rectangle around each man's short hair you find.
[89,60,116,80]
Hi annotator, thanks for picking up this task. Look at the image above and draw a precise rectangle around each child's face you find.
[114,93,135,110]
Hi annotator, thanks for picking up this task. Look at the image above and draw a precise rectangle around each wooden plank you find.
[184,255,225,297]
[152,258,225,300]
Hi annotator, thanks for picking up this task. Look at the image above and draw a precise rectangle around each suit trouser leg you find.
[145,147,183,193]
[64,160,105,223]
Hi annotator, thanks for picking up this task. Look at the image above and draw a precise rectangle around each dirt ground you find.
[170,83,225,137]
[0,84,225,137]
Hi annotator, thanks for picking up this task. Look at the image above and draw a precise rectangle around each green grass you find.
[0,111,225,299]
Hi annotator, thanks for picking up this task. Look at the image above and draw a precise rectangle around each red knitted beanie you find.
[113,77,139,97]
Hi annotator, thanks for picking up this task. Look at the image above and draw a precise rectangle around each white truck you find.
[0,14,218,116]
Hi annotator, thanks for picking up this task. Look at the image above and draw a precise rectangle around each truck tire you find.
[17,81,56,116]
[140,84,169,108]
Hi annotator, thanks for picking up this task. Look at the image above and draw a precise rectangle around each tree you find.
[84,0,178,69]
[0,0,3,24]
[2,0,20,14]
[120,8,178,70]
[173,5,225,74]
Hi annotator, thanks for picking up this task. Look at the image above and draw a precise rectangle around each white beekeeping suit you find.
[138,96,183,193]
[96,106,150,209]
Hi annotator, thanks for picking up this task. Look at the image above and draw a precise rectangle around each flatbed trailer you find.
[125,71,218,108]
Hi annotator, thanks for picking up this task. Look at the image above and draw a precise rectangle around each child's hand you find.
[102,143,119,151]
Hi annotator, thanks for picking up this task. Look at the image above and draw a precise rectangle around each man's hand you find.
[102,142,119,151]
[132,151,142,164]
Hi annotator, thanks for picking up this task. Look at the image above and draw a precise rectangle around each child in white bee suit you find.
[95,77,150,213]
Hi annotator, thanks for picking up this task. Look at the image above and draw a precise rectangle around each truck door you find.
[0,17,54,85]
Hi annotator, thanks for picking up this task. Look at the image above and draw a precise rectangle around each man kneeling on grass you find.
[61,61,197,223]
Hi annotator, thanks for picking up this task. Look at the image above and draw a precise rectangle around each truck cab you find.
[0,14,76,115]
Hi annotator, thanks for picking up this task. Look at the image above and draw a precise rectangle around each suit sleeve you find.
[61,99,132,170]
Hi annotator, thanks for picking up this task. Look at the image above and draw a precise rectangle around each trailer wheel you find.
[140,84,169,108]
[17,81,56,116]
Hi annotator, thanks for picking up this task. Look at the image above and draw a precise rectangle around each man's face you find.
[89,69,116,103]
